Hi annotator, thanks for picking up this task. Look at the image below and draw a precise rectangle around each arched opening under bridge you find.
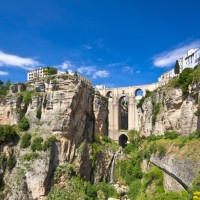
[119,134,128,148]
[118,96,128,130]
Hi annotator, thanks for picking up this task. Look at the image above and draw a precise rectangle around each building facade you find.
[158,48,200,82]
[27,67,45,81]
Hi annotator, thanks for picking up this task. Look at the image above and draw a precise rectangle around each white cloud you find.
[153,40,200,68]
[59,60,75,73]
[93,70,109,78]
[0,51,40,70]
[0,71,9,76]
[108,62,123,67]
[77,66,95,75]
[122,66,134,74]
[83,44,92,50]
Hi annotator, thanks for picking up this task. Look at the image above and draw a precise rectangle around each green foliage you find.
[164,131,178,139]
[18,116,30,131]
[115,147,143,185]
[143,166,164,191]
[129,179,141,199]
[101,135,112,143]
[195,104,200,117]
[147,134,163,141]
[158,145,167,158]
[7,150,16,171]
[20,133,32,148]
[192,66,200,84]
[152,103,161,125]
[137,90,152,109]
[42,136,56,150]
[189,130,200,140]
[22,90,32,106]
[36,108,42,119]
[44,67,57,76]
[128,129,142,147]
[0,80,11,96]
[149,142,158,154]
[173,68,193,94]
[31,136,43,151]
[174,60,180,75]
[31,136,56,152]
[22,152,40,161]
[0,125,18,144]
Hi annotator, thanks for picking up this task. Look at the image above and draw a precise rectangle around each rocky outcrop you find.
[139,83,200,136]
[150,141,200,192]
[0,76,109,199]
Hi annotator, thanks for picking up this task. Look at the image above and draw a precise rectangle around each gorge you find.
[0,66,200,199]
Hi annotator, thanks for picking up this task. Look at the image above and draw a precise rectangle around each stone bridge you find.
[98,82,162,142]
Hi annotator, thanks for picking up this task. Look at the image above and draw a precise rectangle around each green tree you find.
[44,67,57,76]
[174,60,180,75]
[19,117,30,131]
[20,133,32,148]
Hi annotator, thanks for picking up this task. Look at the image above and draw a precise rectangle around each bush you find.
[149,142,158,154]
[0,125,18,144]
[158,145,167,158]
[23,91,32,106]
[20,133,32,148]
[22,152,40,161]
[164,131,178,139]
[36,108,42,119]
[18,117,30,131]
[128,129,142,147]
[7,151,16,171]
[143,167,163,189]
[129,180,141,199]
[147,134,163,141]
[43,136,56,150]
[31,137,43,151]
[189,130,200,140]
[152,103,161,125]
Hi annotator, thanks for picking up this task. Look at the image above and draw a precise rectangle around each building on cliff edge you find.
[158,48,200,82]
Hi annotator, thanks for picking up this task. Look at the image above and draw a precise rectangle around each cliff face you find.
[0,76,110,199]
[138,83,200,136]
[137,82,200,194]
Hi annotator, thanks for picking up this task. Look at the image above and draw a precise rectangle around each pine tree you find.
[174,60,180,75]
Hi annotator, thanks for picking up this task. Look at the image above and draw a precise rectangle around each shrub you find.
[22,152,40,161]
[195,104,200,117]
[149,142,158,154]
[147,134,163,141]
[36,108,42,119]
[164,131,178,139]
[31,137,43,151]
[152,103,161,125]
[189,130,200,140]
[43,136,56,150]
[0,125,18,144]
[129,180,141,199]
[7,150,16,171]
[158,145,167,158]
[143,167,163,189]
[20,133,32,148]
[128,129,142,147]
[19,117,30,131]
[23,91,32,106]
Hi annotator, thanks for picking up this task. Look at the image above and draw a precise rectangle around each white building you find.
[27,67,45,81]
[158,48,200,82]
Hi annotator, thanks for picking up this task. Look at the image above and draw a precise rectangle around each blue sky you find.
[0,0,200,87]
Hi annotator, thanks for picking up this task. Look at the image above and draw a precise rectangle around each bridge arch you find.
[118,96,128,130]
[106,91,113,98]
[135,88,143,97]
[118,134,128,148]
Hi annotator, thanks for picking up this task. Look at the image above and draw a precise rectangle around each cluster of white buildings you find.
[27,67,92,85]
[158,48,200,82]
